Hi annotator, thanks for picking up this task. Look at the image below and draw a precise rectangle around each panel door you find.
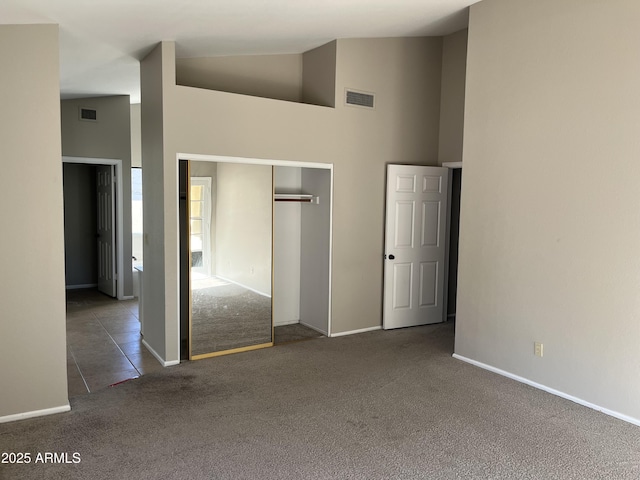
[96,165,116,297]
[383,164,450,329]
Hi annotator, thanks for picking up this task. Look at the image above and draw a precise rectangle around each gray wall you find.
[63,163,98,287]
[61,95,134,298]
[0,24,68,419]
[273,167,302,326]
[142,37,444,360]
[176,54,303,102]
[302,41,337,107]
[300,168,332,334]
[438,29,468,165]
[456,0,640,422]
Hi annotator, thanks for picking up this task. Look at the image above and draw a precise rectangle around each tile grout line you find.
[67,347,91,394]
[95,315,143,377]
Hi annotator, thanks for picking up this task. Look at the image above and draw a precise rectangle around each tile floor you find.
[66,288,164,397]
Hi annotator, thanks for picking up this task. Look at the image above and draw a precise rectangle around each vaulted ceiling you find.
[1,0,477,102]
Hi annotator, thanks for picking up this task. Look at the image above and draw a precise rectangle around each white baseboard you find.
[215,275,271,298]
[120,295,135,300]
[452,354,640,428]
[142,339,180,367]
[0,404,71,424]
[65,284,97,290]
[330,325,381,337]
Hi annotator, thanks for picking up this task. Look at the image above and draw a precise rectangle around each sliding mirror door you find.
[188,160,273,359]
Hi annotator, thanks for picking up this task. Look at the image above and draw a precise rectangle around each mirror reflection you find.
[189,161,273,358]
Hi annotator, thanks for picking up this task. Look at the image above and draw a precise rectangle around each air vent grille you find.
[345,89,375,109]
[79,107,97,121]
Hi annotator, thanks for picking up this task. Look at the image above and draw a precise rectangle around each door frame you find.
[175,153,334,359]
[62,156,125,300]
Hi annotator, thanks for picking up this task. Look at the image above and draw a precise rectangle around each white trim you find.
[176,153,334,355]
[62,156,126,301]
[122,295,135,300]
[65,283,98,290]
[214,275,272,298]
[184,153,332,171]
[452,354,640,428]
[442,161,463,169]
[330,325,381,337]
[0,404,71,424]
[142,339,180,367]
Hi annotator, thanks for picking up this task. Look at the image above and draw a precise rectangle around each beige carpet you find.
[2,322,639,479]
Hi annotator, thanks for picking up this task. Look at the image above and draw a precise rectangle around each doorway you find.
[62,156,125,300]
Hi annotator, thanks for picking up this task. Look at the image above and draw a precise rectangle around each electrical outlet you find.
[534,342,544,357]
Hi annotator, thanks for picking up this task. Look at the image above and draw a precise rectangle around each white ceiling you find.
[1,0,477,103]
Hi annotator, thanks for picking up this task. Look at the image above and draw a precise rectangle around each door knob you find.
[388,254,395,260]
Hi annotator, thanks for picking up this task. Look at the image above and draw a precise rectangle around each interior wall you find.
[63,163,98,287]
[61,95,134,297]
[142,37,443,361]
[0,24,68,419]
[176,54,303,103]
[215,162,272,295]
[131,103,142,168]
[140,42,172,360]
[300,168,331,334]
[438,29,468,165]
[456,0,640,422]
[273,167,302,326]
[302,41,337,107]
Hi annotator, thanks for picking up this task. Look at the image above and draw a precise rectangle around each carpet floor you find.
[1,322,639,479]
[191,278,272,355]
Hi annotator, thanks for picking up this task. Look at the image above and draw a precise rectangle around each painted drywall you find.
[300,168,332,334]
[61,96,134,298]
[141,37,443,361]
[438,29,468,165]
[456,0,640,421]
[302,41,337,107]
[140,42,171,360]
[131,104,142,168]
[273,167,302,325]
[0,24,68,419]
[63,163,98,287]
[176,54,303,103]
[215,163,272,295]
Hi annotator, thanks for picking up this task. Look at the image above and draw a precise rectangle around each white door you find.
[96,165,117,297]
[383,164,450,329]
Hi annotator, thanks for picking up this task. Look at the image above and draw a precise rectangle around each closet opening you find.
[178,156,333,360]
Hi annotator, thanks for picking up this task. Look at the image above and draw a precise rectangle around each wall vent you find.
[345,89,375,109]
[79,107,97,122]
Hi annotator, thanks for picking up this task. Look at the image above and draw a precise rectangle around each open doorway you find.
[445,163,462,322]
[62,157,153,396]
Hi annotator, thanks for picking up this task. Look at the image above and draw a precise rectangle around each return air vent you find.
[79,107,97,122]
[345,89,375,109]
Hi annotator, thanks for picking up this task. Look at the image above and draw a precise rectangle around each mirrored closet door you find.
[185,160,273,360]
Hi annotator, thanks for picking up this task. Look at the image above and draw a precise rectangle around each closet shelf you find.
[274,193,318,204]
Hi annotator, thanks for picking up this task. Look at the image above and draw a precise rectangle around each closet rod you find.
[274,197,314,203]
